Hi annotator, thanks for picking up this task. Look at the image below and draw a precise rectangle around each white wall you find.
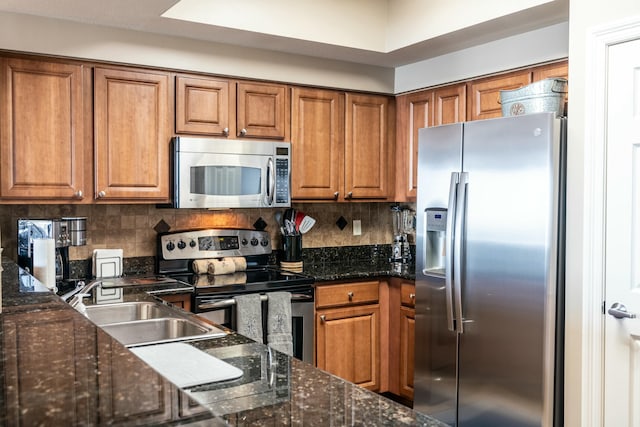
[394,22,568,94]
[0,11,395,93]
[565,1,640,426]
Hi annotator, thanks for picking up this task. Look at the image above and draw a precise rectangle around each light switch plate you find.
[353,220,362,236]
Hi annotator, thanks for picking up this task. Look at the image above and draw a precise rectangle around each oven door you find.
[195,287,314,364]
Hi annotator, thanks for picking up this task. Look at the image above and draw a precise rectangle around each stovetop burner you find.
[156,229,314,296]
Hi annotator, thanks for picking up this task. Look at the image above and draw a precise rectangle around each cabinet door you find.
[291,87,344,200]
[344,93,392,200]
[316,304,380,390]
[237,82,288,139]
[532,61,568,81]
[395,90,433,201]
[0,57,87,200]
[94,67,171,201]
[2,309,97,426]
[399,305,415,400]
[434,84,466,126]
[97,330,174,424]
[467,71,531,121]
[175,75,233,136]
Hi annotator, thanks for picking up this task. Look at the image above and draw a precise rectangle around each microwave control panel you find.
[275,157,290,205]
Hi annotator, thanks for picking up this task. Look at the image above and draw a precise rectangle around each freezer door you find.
[457,112,562,426]
[414,123,462,423]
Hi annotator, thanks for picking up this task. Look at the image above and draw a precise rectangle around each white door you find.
[604,37,640,426]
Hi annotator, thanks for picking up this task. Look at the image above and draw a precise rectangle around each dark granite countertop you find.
[0,258,442,426]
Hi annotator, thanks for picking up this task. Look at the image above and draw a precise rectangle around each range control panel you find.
[159,229,271,260]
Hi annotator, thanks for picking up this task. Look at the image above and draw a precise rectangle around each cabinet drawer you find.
[400,282,416,307]
[316,281,379,309]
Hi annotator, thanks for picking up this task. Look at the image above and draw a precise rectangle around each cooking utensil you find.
[295,211,305,231]
[299,215,316,234]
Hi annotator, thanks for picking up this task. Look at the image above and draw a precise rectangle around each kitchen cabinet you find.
[2,308,98,426]
[97,330,174,424]
[395,84,465,201]
[0,57,90,201]
[291,90,394,202]
[315,280,380,390]
[94,66,172,201]
[159,293,192,312]
[398,281,416,400]
[467,70,532,121]
[344,93,394,200]
[176,76,289,140]
[290,87,345,200]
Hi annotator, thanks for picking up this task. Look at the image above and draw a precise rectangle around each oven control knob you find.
[166,241,175,251]
[189,240,196,248]
[260,239,269,247]
[241,238,248,246]
[177,240,186,250]
[250,237,259,246]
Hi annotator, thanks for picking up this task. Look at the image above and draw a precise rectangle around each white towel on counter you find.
[235,293,264,343]
[267,292,293,356]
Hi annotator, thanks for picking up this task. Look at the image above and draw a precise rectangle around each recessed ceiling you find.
[0,0,568,67]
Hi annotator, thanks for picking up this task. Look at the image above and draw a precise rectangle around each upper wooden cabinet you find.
[290,87,344,200]
[0,57,89,201]
[344,93,394,201]
[175,75,233,136]
[94,66,172,202]
[395,84,465,201]
[292,89,394,202]
[175,76,289,140]
[467,70,532,121]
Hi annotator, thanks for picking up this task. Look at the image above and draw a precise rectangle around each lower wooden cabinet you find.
[399,305,415,399]
[159,293,192,312]
[315,280,381,391]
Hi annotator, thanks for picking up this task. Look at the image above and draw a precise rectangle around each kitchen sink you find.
[81,301,227,346]
[84,301,174,324]
[100,317,226,347]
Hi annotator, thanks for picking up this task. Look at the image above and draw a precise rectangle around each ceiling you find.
[0,0,569,68]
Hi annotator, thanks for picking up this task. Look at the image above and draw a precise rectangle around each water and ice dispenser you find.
[425,208,447,274]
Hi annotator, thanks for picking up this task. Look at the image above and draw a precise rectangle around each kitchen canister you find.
[499,78,567,117]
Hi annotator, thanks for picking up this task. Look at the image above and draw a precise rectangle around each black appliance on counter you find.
[156,228,315,363]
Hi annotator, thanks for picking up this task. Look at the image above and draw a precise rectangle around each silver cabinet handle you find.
[347,291,354,301]
[320,315,326,323]
[240,128,247,136]
[74,190,83,199]
[608,303,637,319]
[409,293,415,300]
[223,127,229,136]
[97,190,106,198]
[333,192,339,200]
[346,191,353,199]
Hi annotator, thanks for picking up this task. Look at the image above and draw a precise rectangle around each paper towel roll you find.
[33,238,56,290]
[224,257,247,272]
[207,259,235,275]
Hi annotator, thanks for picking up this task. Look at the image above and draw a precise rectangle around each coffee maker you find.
[17,217,86,283]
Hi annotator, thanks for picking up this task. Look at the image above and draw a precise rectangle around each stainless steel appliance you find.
[17,217,87,283]
[172,137,291,209]
[156,228,315,363]
[414,112,566,426]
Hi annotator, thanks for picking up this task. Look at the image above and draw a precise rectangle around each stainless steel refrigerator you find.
[414,112,565,427]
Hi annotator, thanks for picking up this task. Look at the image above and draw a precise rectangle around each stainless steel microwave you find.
[172,137,291,209]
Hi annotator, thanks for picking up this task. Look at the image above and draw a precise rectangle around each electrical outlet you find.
[353,220,362,236]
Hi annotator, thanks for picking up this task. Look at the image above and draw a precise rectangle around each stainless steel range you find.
[156,228,315,363]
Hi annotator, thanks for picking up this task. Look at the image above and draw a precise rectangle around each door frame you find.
[579,15,640,426]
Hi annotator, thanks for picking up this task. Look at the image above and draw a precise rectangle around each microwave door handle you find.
[266,157,275,206]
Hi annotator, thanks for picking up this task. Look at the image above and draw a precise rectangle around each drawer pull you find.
[410,293,415,300]
[348,291,354,301]
[320,315,326,323]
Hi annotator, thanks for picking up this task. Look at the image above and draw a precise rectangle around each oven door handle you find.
[198,293,313,310]
[198,294,313,310]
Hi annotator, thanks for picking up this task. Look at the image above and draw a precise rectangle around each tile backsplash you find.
[0,202,415,262]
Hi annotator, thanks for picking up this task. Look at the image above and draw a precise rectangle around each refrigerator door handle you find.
[444,172,459,332]
[453,172,468,334]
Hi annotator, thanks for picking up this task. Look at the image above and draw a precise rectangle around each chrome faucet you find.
[62,280,102,314]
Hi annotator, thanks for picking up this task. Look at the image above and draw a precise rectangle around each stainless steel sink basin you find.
[84,301,173,324]
[100,317,226,347]
[81,301,227,346]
